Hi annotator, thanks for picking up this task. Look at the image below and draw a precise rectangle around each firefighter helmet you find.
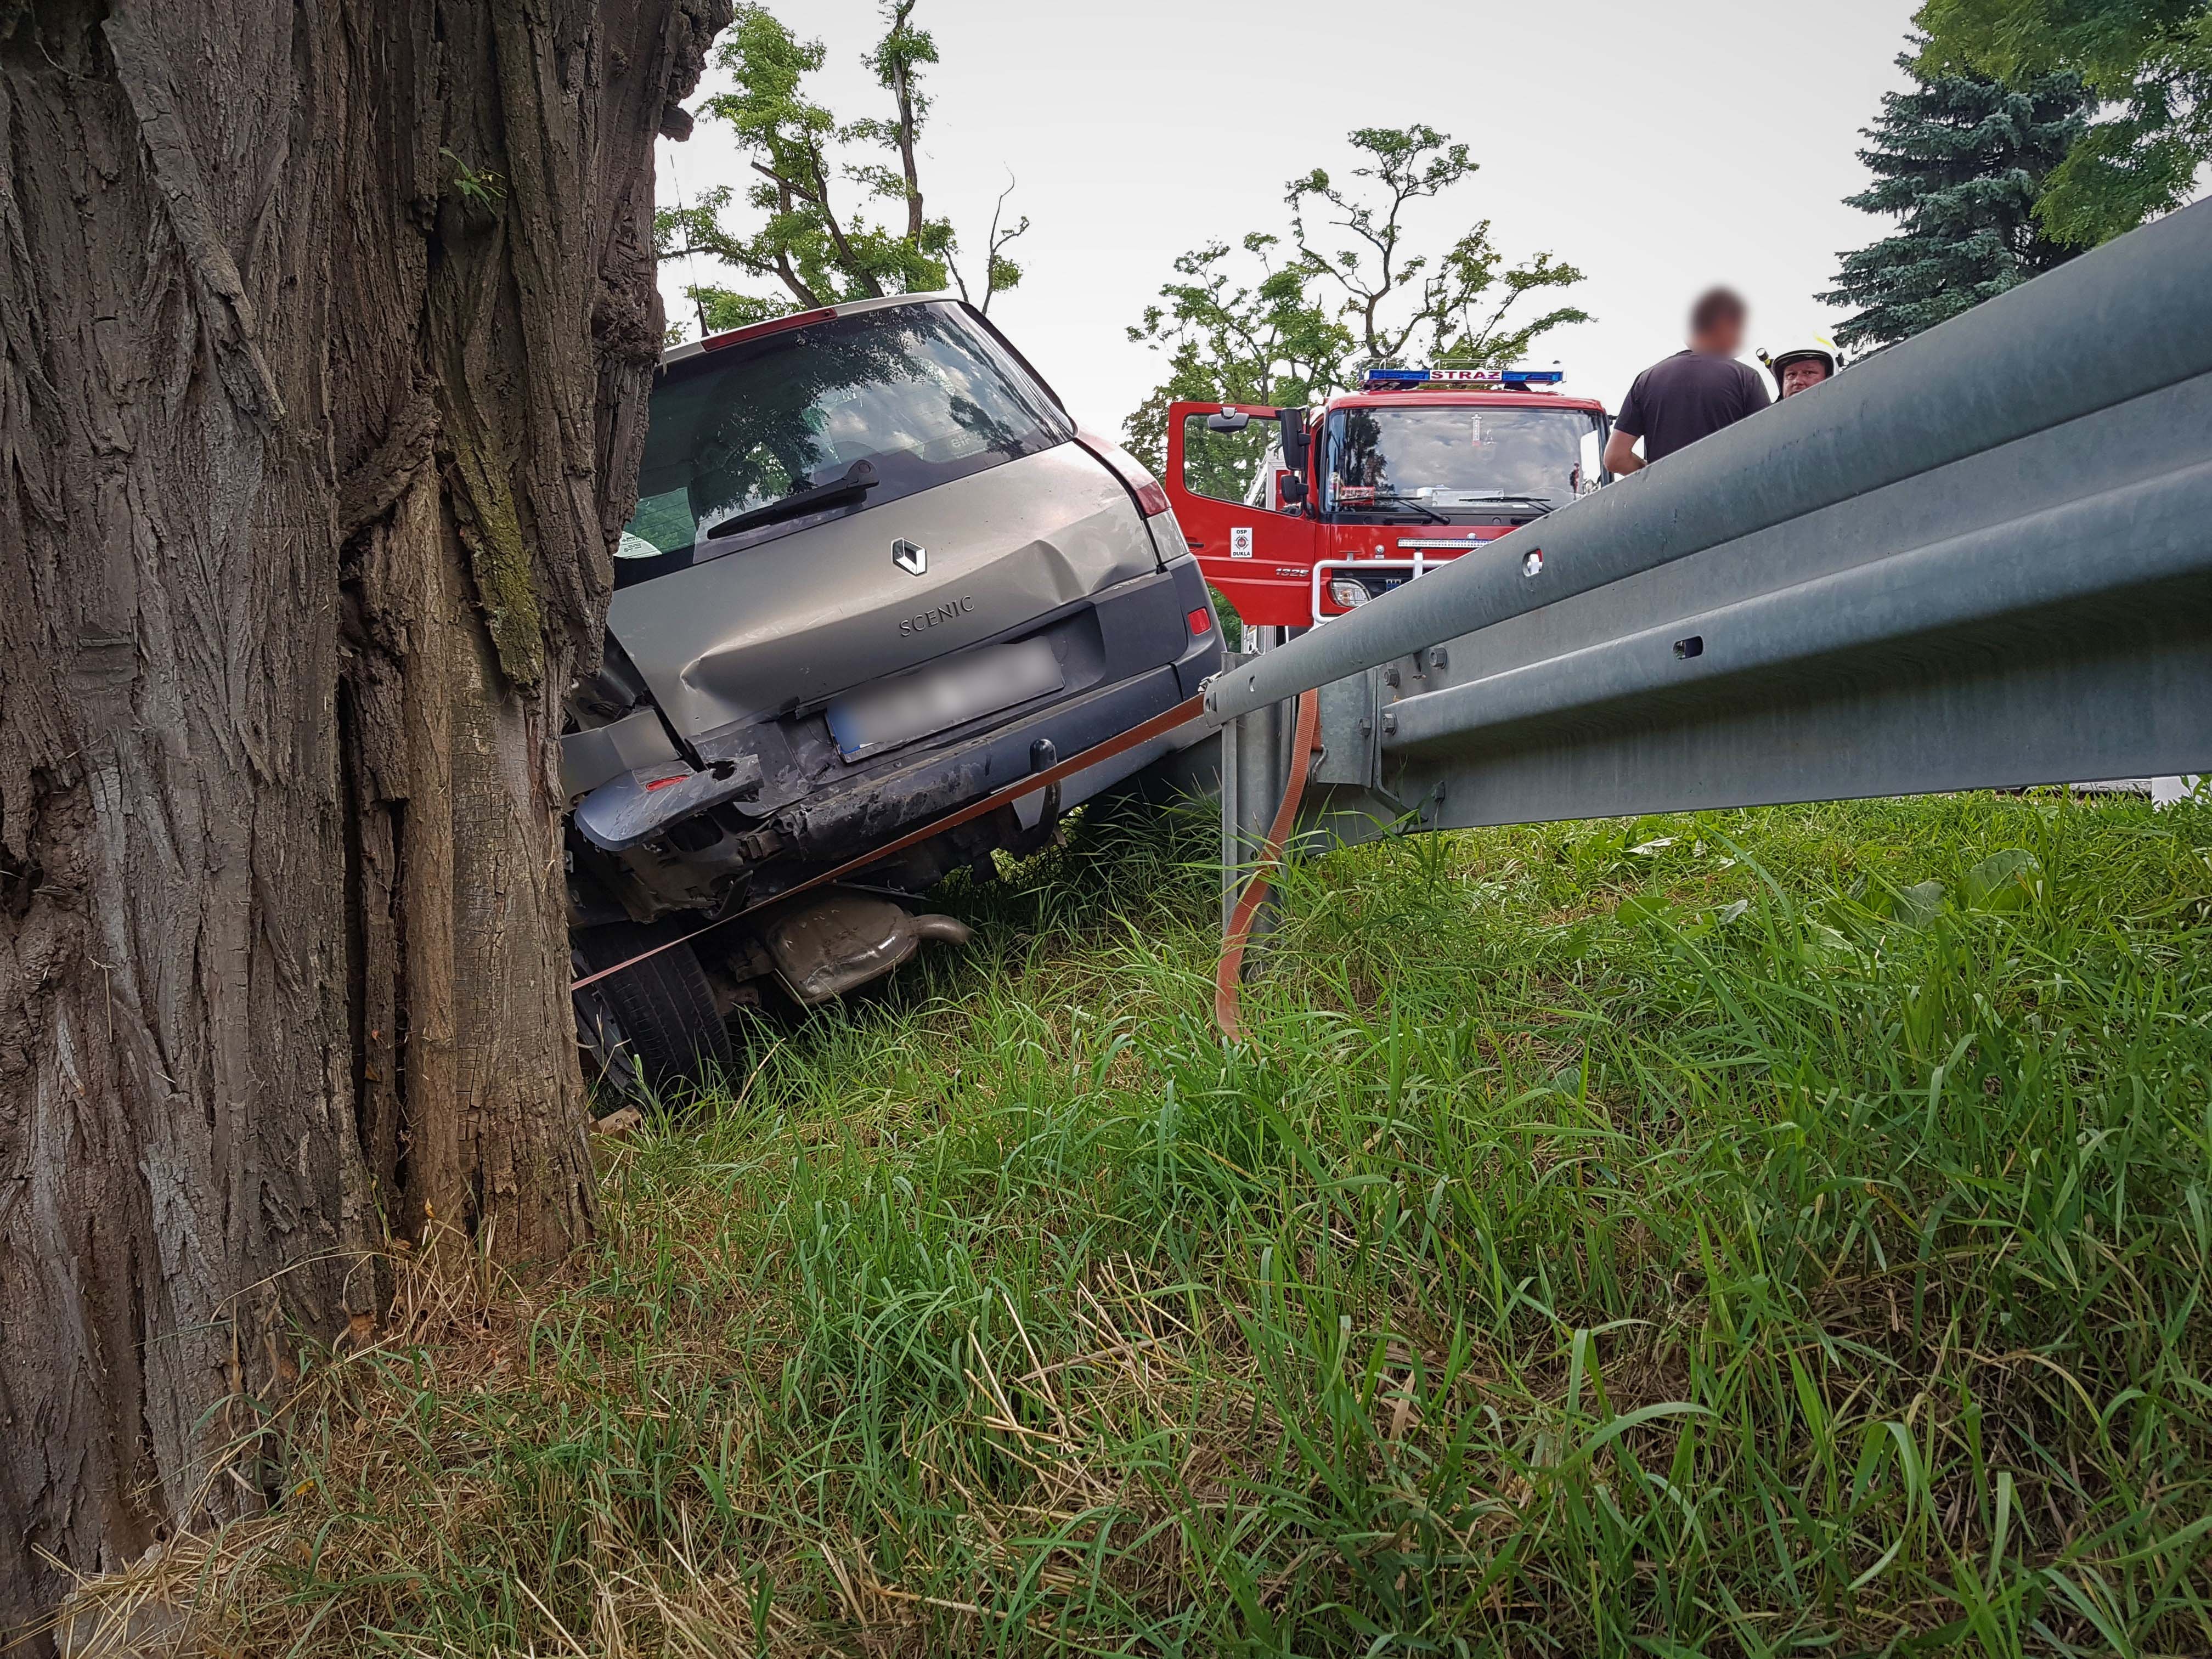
[1758,332,1843,397]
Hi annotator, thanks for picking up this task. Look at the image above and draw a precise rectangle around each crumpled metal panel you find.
[559,707,680,803]
[572,756,765,853]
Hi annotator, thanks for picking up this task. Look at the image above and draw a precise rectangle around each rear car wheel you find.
[571,921,731,1098]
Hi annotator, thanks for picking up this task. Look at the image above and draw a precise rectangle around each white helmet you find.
[1758,332,1844,397]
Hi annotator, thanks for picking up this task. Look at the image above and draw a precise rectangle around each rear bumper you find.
[772,557,1220,866]
[567,556,1222,920]
[778,662,1189,859]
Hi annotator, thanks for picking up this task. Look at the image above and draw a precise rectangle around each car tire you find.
[571,921,732,1098]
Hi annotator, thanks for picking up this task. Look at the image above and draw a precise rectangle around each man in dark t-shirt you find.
[1602,287,1769,474]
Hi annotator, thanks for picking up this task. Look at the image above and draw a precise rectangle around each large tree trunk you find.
[0,0,724,1637]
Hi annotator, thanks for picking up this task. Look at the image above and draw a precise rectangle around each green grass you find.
[177,791,2211,1655]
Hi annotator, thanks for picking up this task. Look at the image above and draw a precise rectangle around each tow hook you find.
[1029,737,1062,836]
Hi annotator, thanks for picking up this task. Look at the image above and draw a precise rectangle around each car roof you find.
[659,291,962,366]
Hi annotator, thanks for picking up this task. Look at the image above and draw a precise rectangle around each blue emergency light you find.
[1362,366,1566,390]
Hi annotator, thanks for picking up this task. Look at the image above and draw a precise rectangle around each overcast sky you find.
[656,0,1924,434]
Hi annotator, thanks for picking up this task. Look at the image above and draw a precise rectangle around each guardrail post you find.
[1220,645,1289,956]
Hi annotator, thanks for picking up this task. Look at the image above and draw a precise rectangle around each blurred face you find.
[1693,314,1746,358]
[1781,357,1831,397]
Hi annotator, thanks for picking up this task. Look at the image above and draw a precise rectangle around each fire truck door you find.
[1164,402,1317,628]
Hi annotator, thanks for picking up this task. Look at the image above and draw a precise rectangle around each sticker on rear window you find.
[1229,526,1254,558]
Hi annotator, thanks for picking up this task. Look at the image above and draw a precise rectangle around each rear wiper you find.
[707,460,879,539]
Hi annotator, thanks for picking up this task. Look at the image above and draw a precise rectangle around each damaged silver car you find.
[565,294,1220,1088]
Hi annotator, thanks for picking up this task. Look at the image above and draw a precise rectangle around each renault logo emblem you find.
[891,538,927,577]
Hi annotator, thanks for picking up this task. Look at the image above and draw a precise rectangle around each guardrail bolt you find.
[1428,647,1448,671]
[1384,665,1401,689]
[1382,711,1398,737]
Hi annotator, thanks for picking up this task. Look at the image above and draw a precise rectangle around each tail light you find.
[1076,430,1172,518]
[1187,607,1214,636]
[699,306,837,351]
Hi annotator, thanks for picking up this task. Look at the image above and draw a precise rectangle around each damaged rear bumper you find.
[566,557,1219,925]
[771,656,1199,866]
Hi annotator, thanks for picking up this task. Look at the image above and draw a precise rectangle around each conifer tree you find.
[1822,49,2095,348]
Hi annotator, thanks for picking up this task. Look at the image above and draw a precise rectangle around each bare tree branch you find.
[978,172,1029,314]
[746,166,827,307]
[886,0,925,242]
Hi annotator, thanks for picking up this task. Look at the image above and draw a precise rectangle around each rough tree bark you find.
[0,0,726,1636]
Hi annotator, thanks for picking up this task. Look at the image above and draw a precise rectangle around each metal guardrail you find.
[1215,197,2212,891]
[1210,197,2212,730]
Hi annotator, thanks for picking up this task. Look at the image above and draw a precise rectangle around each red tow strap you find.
[1214,689,1322,1041]
[571,693,1207,994]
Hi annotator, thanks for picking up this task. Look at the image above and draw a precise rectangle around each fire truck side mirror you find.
[1205,410,1251,434]
[1280,408,1310,472]
[1278,474,1307,506]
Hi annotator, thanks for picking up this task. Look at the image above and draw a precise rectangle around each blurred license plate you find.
[827,638,1063,760]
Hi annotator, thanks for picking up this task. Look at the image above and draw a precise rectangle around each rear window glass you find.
[618,302,1071,578]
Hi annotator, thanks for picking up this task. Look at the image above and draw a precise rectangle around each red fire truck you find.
[1163,368,1612,629]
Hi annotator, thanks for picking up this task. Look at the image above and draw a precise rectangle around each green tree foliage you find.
[1124,125,1587,478]
[1122,234,1355,487]
[657,1,1027,334]
[1821,48,2095,348]
[1915,0,2212,245]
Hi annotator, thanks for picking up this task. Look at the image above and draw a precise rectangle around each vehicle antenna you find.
[665,145,709,340]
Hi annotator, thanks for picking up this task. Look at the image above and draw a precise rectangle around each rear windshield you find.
[618,301,1071,582]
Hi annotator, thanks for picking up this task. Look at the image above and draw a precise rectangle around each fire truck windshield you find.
[1323,404,1602,517]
